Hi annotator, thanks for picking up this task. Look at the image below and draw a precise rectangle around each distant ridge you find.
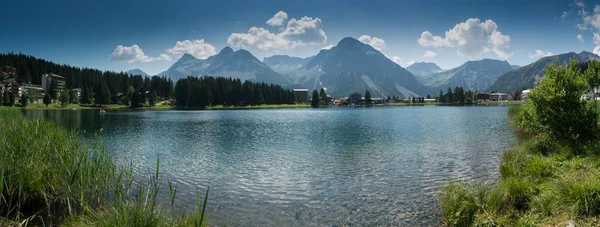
[488,51,600,92]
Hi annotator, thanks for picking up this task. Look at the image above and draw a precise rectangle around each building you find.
[41,73,66,94]
[21,83,45,99]
[371,97,385,104]
[476,92,490,101]
[489,93,509,101]
[348,92,362,105]
[424,98,436,102]
[293,89,309,103]
[522,89,532,100]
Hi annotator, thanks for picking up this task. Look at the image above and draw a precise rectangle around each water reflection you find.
[23,106,515,226]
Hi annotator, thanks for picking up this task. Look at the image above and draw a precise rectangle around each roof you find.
[293,89,308,92]
[44,73,65,79]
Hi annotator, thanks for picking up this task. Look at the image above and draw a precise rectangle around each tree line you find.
[174,76,296,108]
[437,86,476,104]
[0,53,174,107]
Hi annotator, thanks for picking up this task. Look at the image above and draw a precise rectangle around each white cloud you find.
[577,3,600,31]
[358,35,386,51]
[321,44,334,50]
[594,33,600,45]
[166,39,217,60]
[578,34,584,42]
[110,44,169,63]
[266,11,288,26]
[594,45,600,55]
[228,12,327,52]
[528,49,553,59]
[389,56,413,67]
[423,50,437,58]
[562,11,568,19]
[417,18,513,59]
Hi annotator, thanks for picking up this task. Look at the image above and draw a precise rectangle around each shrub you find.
[502,177,535,211]
[522,59,600,153]
[557,177,600,216]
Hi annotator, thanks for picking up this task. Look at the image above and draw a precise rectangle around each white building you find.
[522,89,532,100]
[41,73,66,93]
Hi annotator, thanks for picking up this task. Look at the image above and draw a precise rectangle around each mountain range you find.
[159,47,289,85]
[406,62,443,77]
[487,51,600,92]
[154,37,600,98]
[126,68,148,76]
[416,59,514,91]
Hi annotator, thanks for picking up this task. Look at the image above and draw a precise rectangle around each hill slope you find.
[420,59,513,91]
[290,37,431,98]
[488,51,600,92]
[159,47,290,85]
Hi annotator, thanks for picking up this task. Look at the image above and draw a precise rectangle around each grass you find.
[0,107,210,226]
[439,107,600,226]
[210,103,310,109]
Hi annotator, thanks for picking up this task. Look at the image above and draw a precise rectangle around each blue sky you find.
[1,0,599,75]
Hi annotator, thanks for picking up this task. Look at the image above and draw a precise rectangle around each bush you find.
[502,177,535,211]
[521,59,600,153]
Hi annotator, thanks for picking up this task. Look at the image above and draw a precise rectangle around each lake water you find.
[22,106,515,226]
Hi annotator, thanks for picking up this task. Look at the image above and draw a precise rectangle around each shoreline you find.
[15,101,525,111]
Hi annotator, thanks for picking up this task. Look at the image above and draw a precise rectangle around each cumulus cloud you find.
[166,39,217,59]
[321,44,334,50]
[388,56,413,67]
[578,34,584,42]
[228,11,327,52]
[110,45,169,63]
[528,50,553,59]
[358,35,386,51]
[562,11,568,19]
[417,18,513,59]
[266,11,288,26]
[423,50,437,58]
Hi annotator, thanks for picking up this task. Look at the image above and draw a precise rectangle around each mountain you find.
[263,55,314,73]
[406,62,443,77]
[511,65,520,69]
[488,51,600,92]
[419,59,514,91]
[159,47,289,85]
[289,37,431,98]
[126,69,148,76]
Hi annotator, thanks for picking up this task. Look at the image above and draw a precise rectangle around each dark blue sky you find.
[1,0,597,74]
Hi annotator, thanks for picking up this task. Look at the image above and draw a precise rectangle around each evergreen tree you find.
[426,94,431,99]
[43,93,51,107]
[80,86,90,104]
[59,89,69,107]
[19,92,28,107]
[7,91,14,106]
[94,82,110,106]
[311,89,319,108]
[446,87,454,103]
[68,89,78,104]
[149,91,157,106]
[439,90,444,103]
[0,89,3,105]
[319,88,328,105]
[365,89,372,105]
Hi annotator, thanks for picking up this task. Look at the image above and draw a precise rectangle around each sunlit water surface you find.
[23,106,515,226]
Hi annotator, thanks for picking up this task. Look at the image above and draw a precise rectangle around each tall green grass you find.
[440,105,600,226]
[0,107,210,226]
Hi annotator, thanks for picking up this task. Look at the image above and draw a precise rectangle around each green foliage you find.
[556,176,600,216]
[59,89,69,107]
[94,81,111,106]
[520,59,600,152]
[319,88,327,105]
[68,89,79,104]
[174,76,295,108]
[19,92,28,107]
[440,183,508,227]
[0,108,210,226]
[365,89,372,105]
[43,93,51,107]
[311,89,319,108]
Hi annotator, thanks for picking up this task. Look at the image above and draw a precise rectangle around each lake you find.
[22,106,515,226]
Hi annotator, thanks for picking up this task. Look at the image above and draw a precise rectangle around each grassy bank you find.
[440,60,600,226]
[0,107,209,226]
